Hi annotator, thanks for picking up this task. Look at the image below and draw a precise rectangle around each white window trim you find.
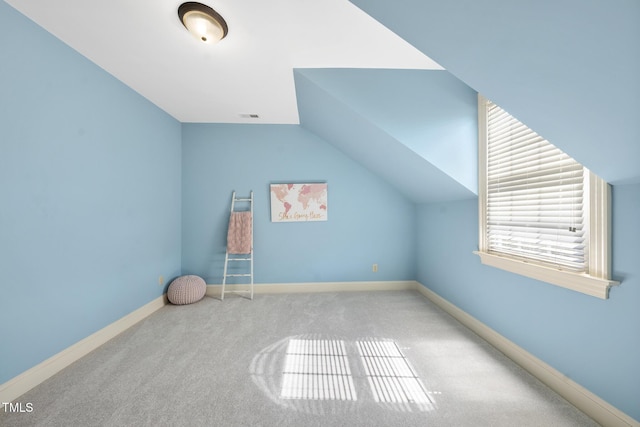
[475,95,618,299]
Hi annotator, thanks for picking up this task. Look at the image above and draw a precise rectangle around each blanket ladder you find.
[222,191,254,300]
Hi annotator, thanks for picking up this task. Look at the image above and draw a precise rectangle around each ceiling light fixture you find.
[178,2,228,44]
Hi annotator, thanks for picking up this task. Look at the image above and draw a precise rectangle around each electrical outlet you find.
[372,264,378,273]
[158,275,164,286]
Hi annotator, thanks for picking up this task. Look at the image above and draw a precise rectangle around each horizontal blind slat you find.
[485,100,587,273]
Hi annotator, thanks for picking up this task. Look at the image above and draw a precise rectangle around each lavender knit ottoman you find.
[167,275,206,305]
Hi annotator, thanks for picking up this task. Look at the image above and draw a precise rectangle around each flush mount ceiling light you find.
[178,2,228,44]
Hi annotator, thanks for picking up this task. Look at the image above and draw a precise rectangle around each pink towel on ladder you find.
[227,211,252,254]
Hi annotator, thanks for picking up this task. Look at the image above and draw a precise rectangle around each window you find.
[476,95,618,299]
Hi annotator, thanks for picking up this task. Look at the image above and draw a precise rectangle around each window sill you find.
[473,251,619,299]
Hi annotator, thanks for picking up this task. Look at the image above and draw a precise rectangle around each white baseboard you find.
[3,282,636,427]
[205,280,416,297]
[0,294,167,404]
[1,282,409,402]
[414,282,639,427]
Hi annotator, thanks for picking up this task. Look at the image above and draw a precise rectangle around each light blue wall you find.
[181,124,416,284]
[0,3,182,383]
[4,2,637,422]
[416,183,640,420]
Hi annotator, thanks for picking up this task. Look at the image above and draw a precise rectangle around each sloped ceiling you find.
[4,0,478,203]
[350,0,640,185]
[6,0,634,204]
[295,68,478,203]
[3,0,440,124]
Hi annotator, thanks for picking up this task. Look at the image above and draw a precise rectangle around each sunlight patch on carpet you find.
[250,334,437,414]
[357,340,432,406]
[280,339,357,401]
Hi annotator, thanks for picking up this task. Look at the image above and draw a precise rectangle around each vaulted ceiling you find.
[350,0,640,185]
[4,0,440,123]
[5,0,639,201]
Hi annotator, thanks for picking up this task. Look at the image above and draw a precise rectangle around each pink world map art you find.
[270,183,328,222]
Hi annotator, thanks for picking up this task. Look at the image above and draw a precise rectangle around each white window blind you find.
[485,101,588,273]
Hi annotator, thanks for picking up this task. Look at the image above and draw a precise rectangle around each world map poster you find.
[270,183,328,222]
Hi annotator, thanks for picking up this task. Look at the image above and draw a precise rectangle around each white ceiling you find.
[6,0,441,123]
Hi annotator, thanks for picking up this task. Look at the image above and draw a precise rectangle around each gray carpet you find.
[1,291,599,426]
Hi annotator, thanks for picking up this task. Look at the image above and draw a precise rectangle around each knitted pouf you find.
[167,275,206,305]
